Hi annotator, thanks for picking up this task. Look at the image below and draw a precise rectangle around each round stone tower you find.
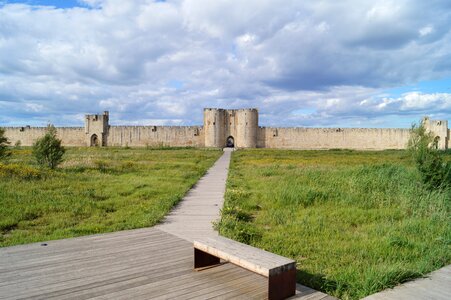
[235,109,258,148]
[203,108,258,148]
[203,108,225,148]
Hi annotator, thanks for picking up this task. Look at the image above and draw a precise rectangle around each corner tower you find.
[85,111,109,146]
[423,117,449,149]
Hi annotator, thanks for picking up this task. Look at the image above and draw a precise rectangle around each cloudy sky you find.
[0,0,450,128]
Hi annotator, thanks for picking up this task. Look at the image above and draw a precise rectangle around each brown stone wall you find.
[258,127,411,150]
[107,126,204,147]
[3,127,86,147]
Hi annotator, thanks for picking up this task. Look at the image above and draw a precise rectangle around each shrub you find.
[0,128,11,160]
[407,121,451,190]
[32,125,65,169]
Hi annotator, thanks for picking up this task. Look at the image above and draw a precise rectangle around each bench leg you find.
[194,248,220,269]
[268,269,296,300]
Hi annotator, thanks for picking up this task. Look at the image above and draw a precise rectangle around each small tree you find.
[33,125,65,169]
[0,128,11,160]
[408,120,451,190]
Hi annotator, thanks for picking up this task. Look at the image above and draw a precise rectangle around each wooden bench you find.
[194,236,296,300]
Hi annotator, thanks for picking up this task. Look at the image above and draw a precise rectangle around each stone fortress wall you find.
[2,108,449,150]
[3,127,86,147]
[107,126,204,147]
[258,127,412,150]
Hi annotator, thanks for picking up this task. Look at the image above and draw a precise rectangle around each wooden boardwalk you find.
[363,265,451,300]
[0,228,266,299]
[0,227,332,299]
[155,148,232,242]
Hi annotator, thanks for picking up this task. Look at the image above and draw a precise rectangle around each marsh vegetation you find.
[216,149,450,299]
[0,147,221,247]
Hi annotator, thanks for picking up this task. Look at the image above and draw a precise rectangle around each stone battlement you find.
[2,109,449,150]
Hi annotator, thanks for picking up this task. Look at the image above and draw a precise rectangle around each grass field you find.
[216,149,450,299]
[0,147,221,247]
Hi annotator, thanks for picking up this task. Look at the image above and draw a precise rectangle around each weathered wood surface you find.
[363,264,451,300]
[155,148,232,242]
[0,228,333,299]
[194,236,296,277]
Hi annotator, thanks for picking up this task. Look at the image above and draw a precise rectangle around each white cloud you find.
[419,25,434,37]
[0,0,450,127]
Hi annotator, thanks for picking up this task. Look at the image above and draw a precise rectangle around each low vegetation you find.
[0,147,221,247]
[0,128,11,160]
[32,125,65,169]
[408,122,451,190]
[216,149,450,299]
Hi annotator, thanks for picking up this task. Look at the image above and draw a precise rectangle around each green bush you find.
[408,121,451,190]
[32,125,65,169]
[0,128,11,160]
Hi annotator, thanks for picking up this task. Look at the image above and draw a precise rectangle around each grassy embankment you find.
[0,147,221,247]
[216,149,450,300]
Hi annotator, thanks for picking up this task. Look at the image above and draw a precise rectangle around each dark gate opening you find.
[226,136,234,148]
[91,134,99,147]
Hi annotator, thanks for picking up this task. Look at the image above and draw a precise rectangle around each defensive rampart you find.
[258,127,411,150]
[3,127,85,147]
[107,126,204,147]
[1,109,449,150]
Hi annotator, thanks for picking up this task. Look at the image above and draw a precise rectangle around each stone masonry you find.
[2,108,449,150]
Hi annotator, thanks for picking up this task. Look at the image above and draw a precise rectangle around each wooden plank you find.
[0,249,192,292]
[1,238,186,276]
[184,268,266,300]
[0,239,189,282]
[1,227,167,256]
[0,229,171,263]
[24,267,196,300]
[196,236,295,266]
[1,227,272,300]
[2,255,193,299]
[194,236,296,277]
[86,262,246,300]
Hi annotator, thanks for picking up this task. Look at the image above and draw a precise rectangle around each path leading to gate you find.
[155,148,232,242]
[156,148,334,299]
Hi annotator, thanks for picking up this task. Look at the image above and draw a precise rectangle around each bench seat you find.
[194,236,296,300]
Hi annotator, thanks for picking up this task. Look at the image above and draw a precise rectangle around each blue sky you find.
[1,0,88,8]
[0,0,450,128]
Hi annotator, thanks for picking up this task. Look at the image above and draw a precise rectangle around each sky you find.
[0,0,450,128]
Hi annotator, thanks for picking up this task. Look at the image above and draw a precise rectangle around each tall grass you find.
[0,147,221,247]
[216,149,450,299]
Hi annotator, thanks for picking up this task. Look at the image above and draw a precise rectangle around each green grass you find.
[0,147,221,247]
[216,149,450,300]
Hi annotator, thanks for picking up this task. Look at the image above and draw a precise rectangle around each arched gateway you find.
[226,136,234,148]
[90,134,99,147]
